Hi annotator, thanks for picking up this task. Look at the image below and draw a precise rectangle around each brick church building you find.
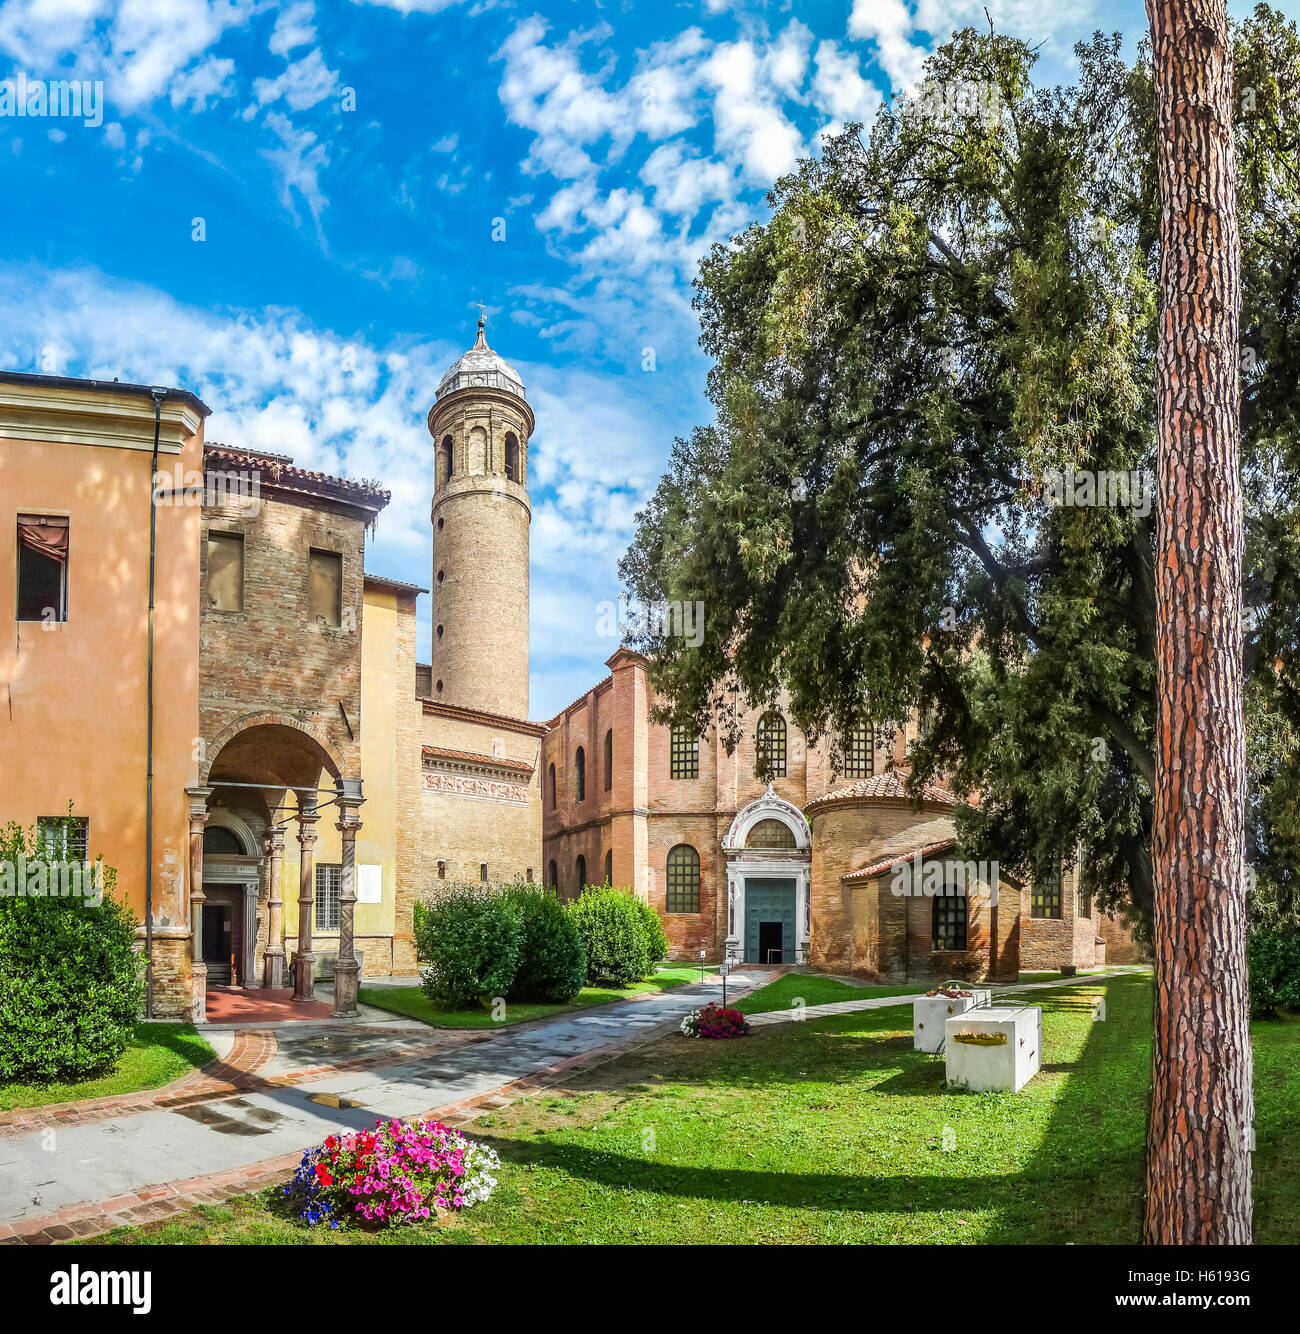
[0,320,1139,1023]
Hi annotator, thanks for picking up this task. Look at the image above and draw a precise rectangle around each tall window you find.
[576,855,587,889]
[574,747,586,802]
[1078,882,1093,917]
[547,859,558,889]
[604,850,613,885]
[670,725,698,779]
[666,844,701,913]
[438,435,453,486]
[1032,867,1063,919]
[756,711,787,778]
[604,729,613,790]
[38,815,88,861]
[843,722,874,779]
[315,863,341,930]
[206,531,244,611]
[17,515,68,622]
[504,433,520,482]
[548,764,557,809]
[933,891,968,950]
[308,549,342,626]
[480,863,488,883]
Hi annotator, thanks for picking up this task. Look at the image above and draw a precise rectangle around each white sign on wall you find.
[357,864,383,904]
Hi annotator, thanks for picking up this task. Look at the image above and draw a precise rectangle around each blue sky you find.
[0,0,1288,718]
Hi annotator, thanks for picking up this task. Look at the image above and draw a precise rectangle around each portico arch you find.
[721,787,812,964]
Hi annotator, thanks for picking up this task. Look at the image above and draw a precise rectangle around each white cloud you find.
[701,38,806,183]
[848,0,928,91]
[811,39,883,129]
[260,111,330,223]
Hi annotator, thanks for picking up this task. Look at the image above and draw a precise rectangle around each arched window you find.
[603,729,613,791]
[504,433,520,482]
[576,855,587,889]
[547,859,558,889]
[746,818,796,850]
[467,426,486,474]
[574,747,586,802]
[548,764,556,809]
[604,850,613,885]
[666,844,701,913]
[933,890,968,950]
[843,721,874,779]
[203,825,244,855]
[756,711,787,778]
[438,435,453,486]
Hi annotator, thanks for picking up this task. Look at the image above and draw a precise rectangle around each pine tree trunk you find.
[1144,0,1253,1245]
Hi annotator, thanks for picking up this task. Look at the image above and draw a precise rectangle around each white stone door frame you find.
[201,855,261,986]
[721,786,812,965]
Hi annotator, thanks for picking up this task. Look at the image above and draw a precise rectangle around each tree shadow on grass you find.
[479,974,1153,1243]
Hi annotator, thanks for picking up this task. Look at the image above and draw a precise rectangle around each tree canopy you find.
[620,5,1300,942]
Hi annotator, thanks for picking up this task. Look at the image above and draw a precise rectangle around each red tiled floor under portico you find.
[203,985,334,1023]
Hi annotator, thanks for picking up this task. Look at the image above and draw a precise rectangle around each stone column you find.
[331,778,365,1019]
[263,826,286,989]
[293,792,319,1002]
[185,786,212,1024]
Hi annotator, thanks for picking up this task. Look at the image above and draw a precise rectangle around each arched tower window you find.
[574,747,586,802]
[505,432,520,482]
[604,850,613,885]
[547,859,558,889]
[576,855,587,889]
[756,711,787,778]
[666,844,701,913]
[437,435,453,487]
[548,764,556,809]
[467,426,486,475]
[603,729,613,791]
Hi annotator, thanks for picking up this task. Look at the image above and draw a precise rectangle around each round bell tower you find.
[427,316,533,719]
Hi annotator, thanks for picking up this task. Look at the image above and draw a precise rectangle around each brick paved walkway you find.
[0,970,771,1243]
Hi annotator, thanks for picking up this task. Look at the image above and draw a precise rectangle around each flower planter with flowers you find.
[680,1002,750,1039]
[912,982,992,1053]
[281,1116,500,1229]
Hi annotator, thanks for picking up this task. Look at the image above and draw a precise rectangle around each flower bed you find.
[282,1117,499,1228]
[680,1002,750,1039]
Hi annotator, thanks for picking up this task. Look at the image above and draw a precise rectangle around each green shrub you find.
[502,885,586,1003]
[631,894,669,969]
[1248,927,1300,1018]
[414,885,521,1009]
[569,887,651,987]
[0,816,143,1081]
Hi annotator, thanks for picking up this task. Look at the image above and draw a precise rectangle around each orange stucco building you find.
[0,372,207,1015]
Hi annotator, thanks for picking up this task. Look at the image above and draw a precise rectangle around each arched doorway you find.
[200,814,261,986]
[721,787,812,964]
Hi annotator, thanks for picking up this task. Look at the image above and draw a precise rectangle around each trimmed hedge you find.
[0,817,142,1081]
[632,895,669,970]
[503,885,586,1003]
[414,886,522,1010]
[568,887,652,987]
[1248,927,1300,1018]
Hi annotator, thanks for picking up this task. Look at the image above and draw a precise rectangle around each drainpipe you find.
[144,388,165,1019]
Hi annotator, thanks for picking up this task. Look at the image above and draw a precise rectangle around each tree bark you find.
[1144,0,1253,1244]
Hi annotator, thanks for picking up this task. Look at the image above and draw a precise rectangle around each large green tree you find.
[620,6,1300,944]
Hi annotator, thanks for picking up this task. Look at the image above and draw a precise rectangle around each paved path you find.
[0,966,1148,1241]
[0,970,769,1238]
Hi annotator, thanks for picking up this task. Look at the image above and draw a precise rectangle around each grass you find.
[357,965,705,1029]
[0,1024,215,1112]
[91,973,1300,1245]
[734,973,920,1014]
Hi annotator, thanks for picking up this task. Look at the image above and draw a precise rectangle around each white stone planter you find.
[913,989,992,1053]
[944,1005,1042,1092]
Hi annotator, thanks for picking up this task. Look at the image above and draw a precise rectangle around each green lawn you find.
[735,973,920,1014]
[93,974,1300,1245]
[0,1024,215,1112]
[357,965,706,1029]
